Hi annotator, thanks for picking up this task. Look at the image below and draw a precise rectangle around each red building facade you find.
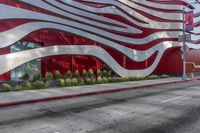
[0,0,199,80]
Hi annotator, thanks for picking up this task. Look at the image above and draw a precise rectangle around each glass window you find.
[10,41,41,80]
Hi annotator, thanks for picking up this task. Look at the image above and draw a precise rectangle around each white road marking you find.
[161,95,187,103]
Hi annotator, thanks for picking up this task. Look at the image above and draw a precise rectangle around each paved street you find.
[1,80,200,133]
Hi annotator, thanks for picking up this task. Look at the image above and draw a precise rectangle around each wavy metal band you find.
[0,22,179,62]
[0,0,198,77]
[0,45,178,77]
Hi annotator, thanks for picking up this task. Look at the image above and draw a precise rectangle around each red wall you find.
[0,0,199,80]
[0,48,10,80]
[25,30,104,77]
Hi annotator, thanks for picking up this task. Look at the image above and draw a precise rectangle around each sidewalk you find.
[0,77,197,107]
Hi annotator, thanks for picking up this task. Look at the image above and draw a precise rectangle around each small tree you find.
[45,72,53,81]
[74,70,80,78]
[82,69,89,78]
[97,69,102,77]
[65,70,72,79]
[102,70,109,78]
[54,70,62,80]
[88,69,94,78]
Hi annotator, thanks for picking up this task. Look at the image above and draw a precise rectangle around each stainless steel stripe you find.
[118,0,183,20]
[0,45,178,77]
[0,22,179,62]
[0,5,182,45]
[79,0,182,27]
[18,0,140,34]
[130,0,183,10]
[46,0,137,32]
[187,43,200,49]
[61,0,182,29]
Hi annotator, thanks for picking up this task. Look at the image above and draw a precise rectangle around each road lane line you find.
[161,95,187,103]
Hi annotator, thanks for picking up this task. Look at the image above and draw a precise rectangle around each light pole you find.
[182,0,200,80]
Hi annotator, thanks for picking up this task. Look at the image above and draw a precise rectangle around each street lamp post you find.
[181,0,200,80]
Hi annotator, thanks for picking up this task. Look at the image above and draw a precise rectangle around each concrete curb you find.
[0,78,199,108]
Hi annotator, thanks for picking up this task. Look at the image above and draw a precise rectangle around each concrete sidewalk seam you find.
[0,78,199,108]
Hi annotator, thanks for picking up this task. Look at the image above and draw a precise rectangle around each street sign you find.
[180,44,189,53]
[185,11,194,31]
[178,34,191,42]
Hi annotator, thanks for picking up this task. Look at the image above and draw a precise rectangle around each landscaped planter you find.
[0,69,171,93]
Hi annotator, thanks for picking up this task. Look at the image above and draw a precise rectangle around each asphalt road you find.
[1,80,200,133]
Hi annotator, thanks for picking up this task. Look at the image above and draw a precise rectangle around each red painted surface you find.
[25,30,104,77]
[154,47,183,75]
[0,0,199,80]
[0,48,10,80]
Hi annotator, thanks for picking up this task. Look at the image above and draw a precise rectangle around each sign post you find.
[178,34,191,42]
[180,1,200,80]
[181,9,194,80]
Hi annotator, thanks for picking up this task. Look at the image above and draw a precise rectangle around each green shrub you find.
[128,77,136,81]
[79,78,85,85]
[58,79,65,87]
[14,85,23,91]
[108,77,117,83]
[128,77,146,81]
[33,73,41,81]
[147,75,159,80]
[120,77,129,82]
[85,78,96,85]
[102,70,109,78]
[23,81,33,90]
[90,78,96,84]
[97,69,102,77]
[108,77,115,83]
[83,69,89,78]
[71,78,78,86]
[65,78,72,87]
[65,70,72,79]
[88,69,94,78]
[111,77,121,83]
[74,70,80,78]
[33,81,47,89]
[1,83,13,92]
[102,77,109,83]
[135,77,146,81]
[22,72,30,81]
[97,76,104,84]
[84,78,92,85]
[54,70,62,80]
[160,74,170,79]
[45,72,53,81]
